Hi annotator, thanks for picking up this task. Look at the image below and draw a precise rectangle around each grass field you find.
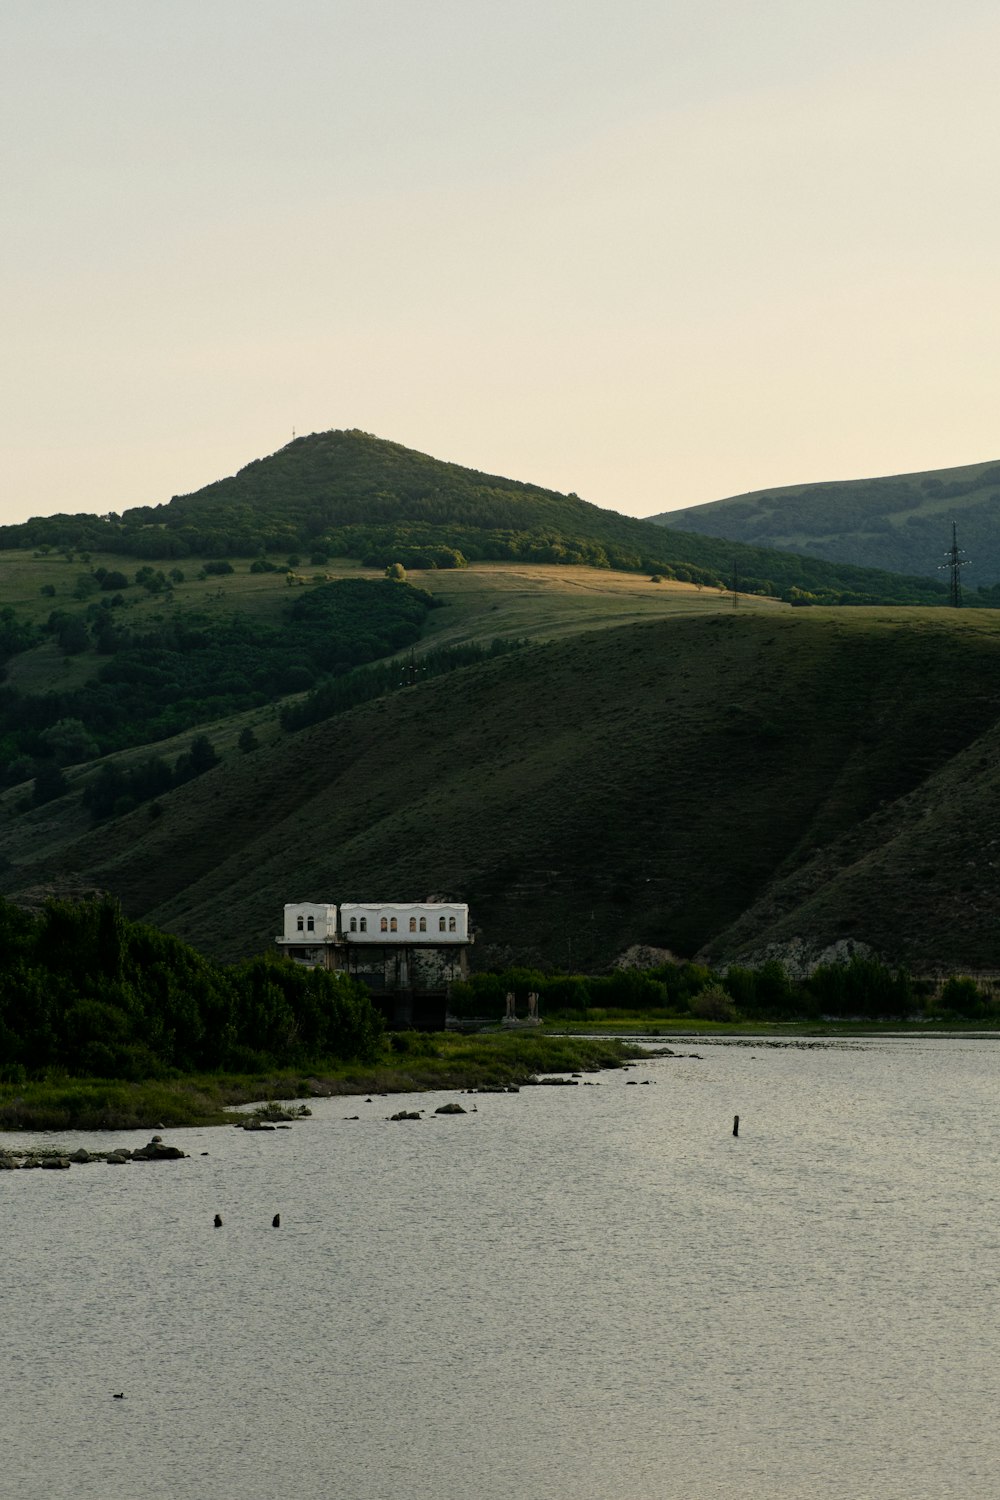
[417,562,782,648]
[0,547,783,700]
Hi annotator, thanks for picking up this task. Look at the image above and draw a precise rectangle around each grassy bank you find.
[543,1013,1000,1037]
[0,1034,643,1131]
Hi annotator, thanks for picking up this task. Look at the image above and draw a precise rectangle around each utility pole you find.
[399,648,425,688]
[939,521,969,607]
[732,560,739,610]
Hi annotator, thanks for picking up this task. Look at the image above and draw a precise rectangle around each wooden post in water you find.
[732,1114,740,1138]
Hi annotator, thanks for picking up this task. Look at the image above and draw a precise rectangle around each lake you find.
[5,1035,1000,1499]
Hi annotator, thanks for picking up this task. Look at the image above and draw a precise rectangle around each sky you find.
[4,0,1000,526]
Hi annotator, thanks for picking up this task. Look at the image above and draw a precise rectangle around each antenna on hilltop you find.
[939,520,969,608]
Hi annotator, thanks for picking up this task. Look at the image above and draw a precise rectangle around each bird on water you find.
[113,1393,124,1399]
[272,1213,280,1228]
[214,1213,223,1227]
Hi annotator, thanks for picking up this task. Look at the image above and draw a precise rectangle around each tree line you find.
[0,896,383,1082]
[451,956,998,1022]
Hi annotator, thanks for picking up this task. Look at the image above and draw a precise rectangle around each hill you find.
[0,551,780,795]
[0,429,950,605]
[651,457,1000,591]
[6,607,1000,976]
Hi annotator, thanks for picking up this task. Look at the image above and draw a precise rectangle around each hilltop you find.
[652,457,1000,590]
[6,607,1000,976]
[0,429,949,605]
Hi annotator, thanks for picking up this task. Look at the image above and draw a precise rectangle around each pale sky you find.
[3,1,999,526]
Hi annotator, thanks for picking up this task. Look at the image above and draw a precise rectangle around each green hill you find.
[652,457,1000,590]
[0,429,950,604]
[6,607,1000,976]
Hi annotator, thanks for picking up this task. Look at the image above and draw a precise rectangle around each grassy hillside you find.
[0,429,951,604]
[653,457,1000,589]
[0,551,775,777]
[6,607,1000,975]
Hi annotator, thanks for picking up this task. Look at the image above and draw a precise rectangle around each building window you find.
[439,916,446,931]
[380,917,388,932]
[409,917,417,932]
[350,917,357,932]
[360,917,367,932]
[307,916,315,932]
[390,917,398,932]
[297,916,304,932]
[419,916,427,932]
[449,916,457,932]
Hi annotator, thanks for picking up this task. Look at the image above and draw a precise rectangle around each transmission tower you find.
[398,648,425,688]
[939,521,970,607]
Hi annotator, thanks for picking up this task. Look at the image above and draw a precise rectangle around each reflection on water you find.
[6,1037,1000,1500]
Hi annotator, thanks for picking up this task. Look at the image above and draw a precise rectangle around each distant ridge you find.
[650,457,1000,589]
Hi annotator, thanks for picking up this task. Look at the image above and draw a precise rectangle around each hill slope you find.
[7,608,1000,974]
[0,430,950,604]
[651,458,1000,589]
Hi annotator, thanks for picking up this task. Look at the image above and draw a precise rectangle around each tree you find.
[175,733,220,783]
[39,718,99,766]
[57,616,90,655]
[385,562,407,582]
[238,727,259,754]
[72,573,99,601]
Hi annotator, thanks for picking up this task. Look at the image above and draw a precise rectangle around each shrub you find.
[934,975,985,1018]
[689,984,738,1022]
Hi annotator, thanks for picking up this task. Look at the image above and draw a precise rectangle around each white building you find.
[338,901,469,943]
[275,899,472,1029]
[279,902,338,942]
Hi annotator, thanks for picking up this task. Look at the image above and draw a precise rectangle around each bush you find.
[934,975,986,1019]
[689,984,738,1022]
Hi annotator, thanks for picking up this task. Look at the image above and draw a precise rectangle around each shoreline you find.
[0,1033,647,1133]
[5,1021,997,1135]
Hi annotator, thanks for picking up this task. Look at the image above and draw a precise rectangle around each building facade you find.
[276,900,472,1029]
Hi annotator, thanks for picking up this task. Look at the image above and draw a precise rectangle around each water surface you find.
[5,1037,999,1499]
